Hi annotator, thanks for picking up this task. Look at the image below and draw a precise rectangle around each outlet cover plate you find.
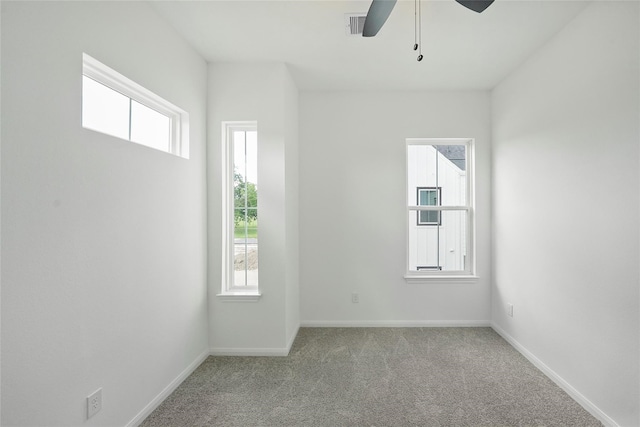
[87,388,102,419]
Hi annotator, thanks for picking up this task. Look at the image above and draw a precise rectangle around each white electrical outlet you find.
[87,388,102,419]
[507,303,514,317]
[351,293,359,303]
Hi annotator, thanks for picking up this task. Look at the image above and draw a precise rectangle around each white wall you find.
[491,2,639,426]
[208,63,299,354]
[1,2,208,425]
[299,92,491,325]
[284,72,301,344]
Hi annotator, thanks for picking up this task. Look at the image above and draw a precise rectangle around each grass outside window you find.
[234,219,258,239]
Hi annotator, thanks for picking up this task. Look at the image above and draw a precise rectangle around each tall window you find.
[221,122,260,296]
[82,53,189,158]
[406,139,475,278]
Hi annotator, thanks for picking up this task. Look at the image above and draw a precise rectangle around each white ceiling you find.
[151,0,590,91]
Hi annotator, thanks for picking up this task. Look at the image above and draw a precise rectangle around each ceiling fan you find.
[362,0,495,37]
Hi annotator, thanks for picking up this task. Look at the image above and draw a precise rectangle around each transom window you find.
[82,53,189,158]
[406,139,475,279]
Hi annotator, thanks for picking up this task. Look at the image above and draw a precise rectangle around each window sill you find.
[216,293,262,302]
[404,275,479,284]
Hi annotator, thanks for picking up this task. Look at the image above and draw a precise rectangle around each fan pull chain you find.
[413,0,423,61]
[413,0,418,51]
[417,0,423,61]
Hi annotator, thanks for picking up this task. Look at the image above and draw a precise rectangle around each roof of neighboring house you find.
[436,145,466,171]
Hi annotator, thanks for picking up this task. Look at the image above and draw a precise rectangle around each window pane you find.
[246,245,258,288]
[82,76,130,140]
[233,215,258,288]
[408,144,466,206]
[434,145,466,171]
[233,133,258,213]
[234,243,247,287]
[233,244,259,288]
[428,191,438,205]
[230,127,258,290]
[417,188,440,225]
[418,189,438,206]
[234,210,258,240]
[418,190,428,205]
[130,100,170,152]
[419,210,440,225]
[409,210,467,272]
[233,181,257,214]
[233,181,245,212]
[245,131,258,186]
[233,131,246,186]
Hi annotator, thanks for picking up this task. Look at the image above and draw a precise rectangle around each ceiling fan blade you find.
[362,0,397,37]
[455,0,495,13]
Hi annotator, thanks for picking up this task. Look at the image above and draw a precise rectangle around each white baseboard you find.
[286,324,300,353]
[126,349,209,427]
[209,347,291,357]
[490,323,619,427]
[210,323,301,357]
[209,322,492,356]
[300,320,491,327]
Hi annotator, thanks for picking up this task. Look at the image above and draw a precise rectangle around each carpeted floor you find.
[140,327,602,426]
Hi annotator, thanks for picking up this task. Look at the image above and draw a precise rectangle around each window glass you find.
[418,189,437,206]
[82,76,130,140]
[407,140,473,276]
[419,211,439,225]
[82,53,188,158]
[408,145,466,207]
[409,210,468,272]
[417,188,440,225]
[130,100,171,152]
[231,128,259,291]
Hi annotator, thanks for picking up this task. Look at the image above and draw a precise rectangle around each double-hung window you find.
[220,122,260,299]
[406,139,475,279]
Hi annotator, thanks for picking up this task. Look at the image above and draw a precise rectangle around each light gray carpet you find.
[141,327,602,426]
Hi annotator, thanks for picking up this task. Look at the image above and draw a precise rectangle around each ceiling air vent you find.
[345,14,367,36]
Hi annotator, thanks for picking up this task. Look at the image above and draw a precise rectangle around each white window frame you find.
[82,53,189,158]
[218,121,261,301]
[405,138,477,282]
